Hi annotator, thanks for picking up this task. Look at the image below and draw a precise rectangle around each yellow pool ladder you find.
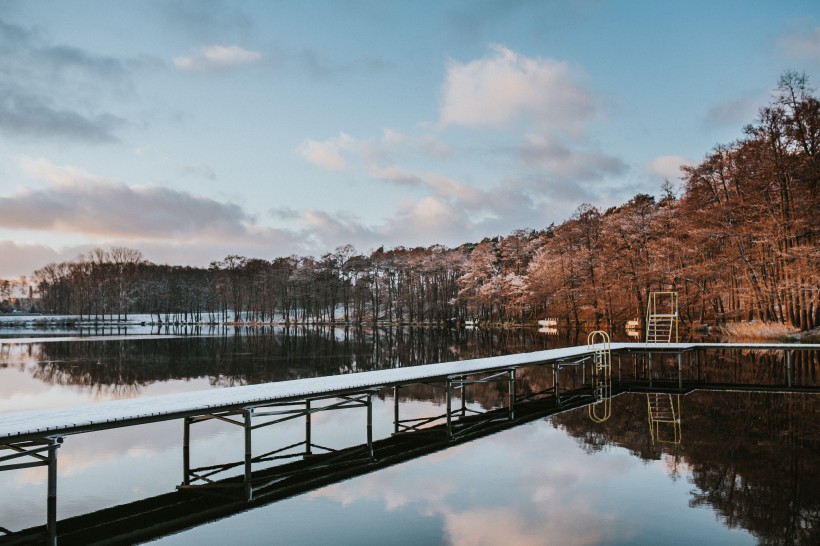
[587,330,612,423]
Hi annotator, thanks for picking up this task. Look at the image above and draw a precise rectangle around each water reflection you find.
[1,385,818,544]
[646,393,682,446]
[146,391,818,546]
[1,330,818,544]
[552,391,819,545]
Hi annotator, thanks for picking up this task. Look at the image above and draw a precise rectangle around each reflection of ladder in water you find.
[647,393,681,445]
[587,331,612,423]
[645,291,678,343]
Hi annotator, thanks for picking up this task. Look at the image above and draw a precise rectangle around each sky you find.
[0,0,818,280]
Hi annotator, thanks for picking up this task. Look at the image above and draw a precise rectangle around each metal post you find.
[47,437,61,546]
[183,417,191,485]
[305,400,312,456]
[446,379,453,438]
[460,376,466,418]
[243,409,253,501]
[393,386,399,434]
[786,350,792,388]
[366,393,374,459]
[618,354,622,383]
[648,352,653,388]
[553,363,560,403]
[508,368,516,421]
[678,352,683,390]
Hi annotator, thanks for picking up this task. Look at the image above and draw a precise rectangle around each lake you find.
[0,325,818,545]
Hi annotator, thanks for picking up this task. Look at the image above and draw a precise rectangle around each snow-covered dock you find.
[0,343,599,442]
[0,341,815,442]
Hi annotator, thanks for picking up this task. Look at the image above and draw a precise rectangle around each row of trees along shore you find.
[30,74,819,331]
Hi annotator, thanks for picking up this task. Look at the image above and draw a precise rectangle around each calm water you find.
[0,326,817,545]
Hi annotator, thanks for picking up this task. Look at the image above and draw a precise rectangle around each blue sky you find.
[1,0,818,279]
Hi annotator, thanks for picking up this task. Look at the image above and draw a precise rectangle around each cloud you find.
[439,44,596,135]
[1,158,250,241]
[704,96,760,128]
[291,48,391,80]
[0,18,133,143]
[300,209,375,249]
[519,134,627,182]
[436,45,624,192]
[0,19,129,83]
[299,130,451,173]
[645,155,692,182]
[298,133,356,170]
[274,197,473,255]
[287,178,551,254]
[157,1,254,42]
[173,44,263,71]
[0,241,64,280]
[0,88,124,142]
[179,164,217,181]
[779,26,820,62]
[366,164,424,186]
[295,45,624,251]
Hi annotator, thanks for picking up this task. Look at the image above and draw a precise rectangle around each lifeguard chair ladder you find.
[587,331,612,423]
[647,393,681,445]
[645,291,678,343]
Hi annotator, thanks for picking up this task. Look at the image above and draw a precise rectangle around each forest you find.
[18,74,819,332]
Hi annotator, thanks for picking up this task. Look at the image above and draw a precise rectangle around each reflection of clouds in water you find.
[319,471,457,512]
[312,422,633,545]
[443,505,613,546]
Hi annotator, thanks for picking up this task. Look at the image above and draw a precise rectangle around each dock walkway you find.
[0,341,814,442]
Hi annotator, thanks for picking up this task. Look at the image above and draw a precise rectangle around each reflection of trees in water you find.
[618,348,819,389]
[30,364,145,398]
[686,392,819,545]
[29,326,573,391]
[552,392,820,545]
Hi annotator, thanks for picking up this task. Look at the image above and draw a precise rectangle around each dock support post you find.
[46,437,61,546]
[786,350,792,387]
[393,386,399,435]
[446,380,453,439]
[243,409,253,501]
[367,392,374,459]
[305,400,312,457]
[678,353,683,390]
[460,376,466,417]
[553,363,560,403]
[508,368,516,421]
[182,417,191,485]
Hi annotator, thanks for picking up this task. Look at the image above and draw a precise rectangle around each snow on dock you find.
[0,341,816,442]
[0,344,600,441]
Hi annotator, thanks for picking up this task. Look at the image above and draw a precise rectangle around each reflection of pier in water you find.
[0,342,818,545]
